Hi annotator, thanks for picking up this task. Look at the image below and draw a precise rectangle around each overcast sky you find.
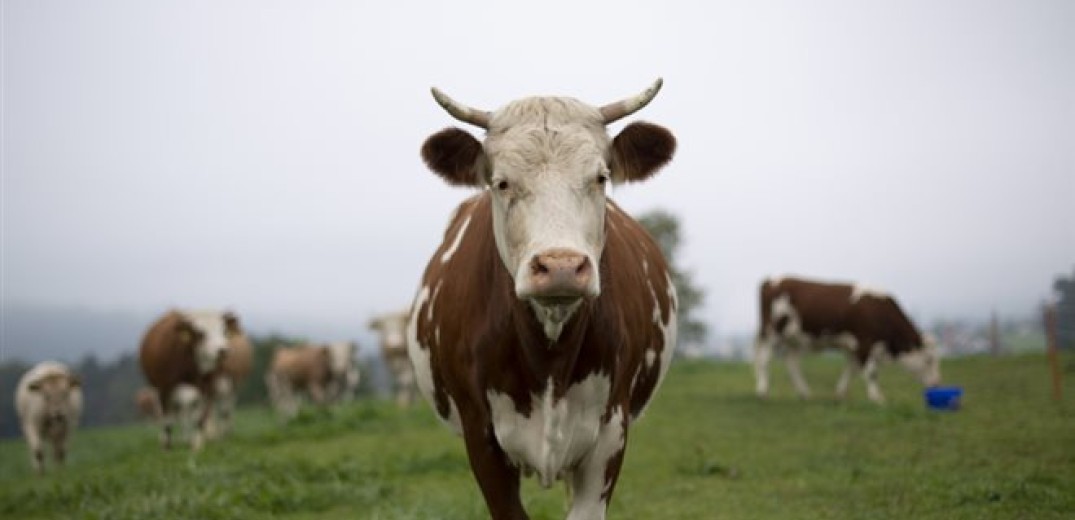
[3,1,1073,345]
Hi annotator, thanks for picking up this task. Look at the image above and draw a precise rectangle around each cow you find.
[368,311,415,406]
[753,276,942,404]
[407,79,678,520]
[207,333,253,438]
[324,340,361,403]
[14,362,83,474]
[265,344,336,419]
[138,309,247,450]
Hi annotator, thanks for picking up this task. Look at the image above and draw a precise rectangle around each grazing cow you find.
[266,344,336,419]
[368,311,415,406]
[754,276,942,404]
[208,334,253,438]
[15,362,83,474]
[139,309,246,450]
[408,79,677,519]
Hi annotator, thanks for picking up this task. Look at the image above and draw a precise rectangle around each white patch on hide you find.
[851,284,888,303]
[487,373,611,488]
[440,215,472,264]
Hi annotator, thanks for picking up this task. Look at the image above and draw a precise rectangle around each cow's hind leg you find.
[754,335,775,397]
[567,409,628,520]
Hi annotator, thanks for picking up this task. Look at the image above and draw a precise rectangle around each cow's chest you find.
[486,373,611,488]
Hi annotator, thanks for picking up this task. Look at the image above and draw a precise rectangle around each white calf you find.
[15,362,83,474]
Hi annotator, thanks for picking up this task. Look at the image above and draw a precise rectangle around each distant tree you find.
[1054,267,1075,350]
[637,209,708,353]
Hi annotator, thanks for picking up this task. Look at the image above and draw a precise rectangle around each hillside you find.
[1,354,1073,519]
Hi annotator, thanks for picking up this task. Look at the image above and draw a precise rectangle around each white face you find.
[485,102,611,303]
[898,344,942,387]
[326,341,356,375]
[184,311,232,374]
[371,313,409,351]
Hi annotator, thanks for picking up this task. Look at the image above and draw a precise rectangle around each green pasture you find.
[2,353,1072,519]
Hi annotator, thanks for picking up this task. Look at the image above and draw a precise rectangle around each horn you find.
[430,87,491,129]
[599,78,664,124]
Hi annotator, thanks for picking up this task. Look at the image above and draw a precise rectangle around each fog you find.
[3,1,1073,358]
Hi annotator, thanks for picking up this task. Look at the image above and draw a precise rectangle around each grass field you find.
[2,353,1073,519]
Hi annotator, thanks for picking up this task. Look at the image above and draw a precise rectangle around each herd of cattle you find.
[11,80,943,519]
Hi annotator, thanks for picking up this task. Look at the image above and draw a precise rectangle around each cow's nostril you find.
[576,258,591,276]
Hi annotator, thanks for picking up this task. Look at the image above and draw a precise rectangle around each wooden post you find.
[989,310,1001,356]
[1044,304,1062,401]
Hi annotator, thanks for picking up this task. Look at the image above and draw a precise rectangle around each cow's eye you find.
[596,174,609,186]
[495,180,510,192]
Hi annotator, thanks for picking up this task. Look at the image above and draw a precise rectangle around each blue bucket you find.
[924,386,963,411]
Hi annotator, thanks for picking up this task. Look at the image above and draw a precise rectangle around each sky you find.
[3,0,1073,351]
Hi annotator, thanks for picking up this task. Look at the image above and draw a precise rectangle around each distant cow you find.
[324,341,361,403]
[368,311,414,406]
[139,309,247,449]
[754,276,942,404]
[408,79,677,518]
[266,344,336,419]
[208,334,253,438]
[15,362,83,474]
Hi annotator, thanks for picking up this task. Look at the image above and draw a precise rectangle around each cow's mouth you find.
[531,295,583,307]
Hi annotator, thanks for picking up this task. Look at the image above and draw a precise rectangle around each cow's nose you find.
[525,249,593,302]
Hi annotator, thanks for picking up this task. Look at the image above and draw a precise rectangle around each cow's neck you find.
[507,297,595,392]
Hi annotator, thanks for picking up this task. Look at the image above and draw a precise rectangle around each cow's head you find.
[28,373,80,425]
[421,79,675,313]
[178,310,243,374]
[369,311,410,352]
[898,334,942,387]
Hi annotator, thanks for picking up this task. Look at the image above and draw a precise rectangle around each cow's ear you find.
[223,312,241,336]
[421,127,487,187]
[610,122,676,184]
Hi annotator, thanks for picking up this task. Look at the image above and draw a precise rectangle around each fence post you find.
[1045,304,1062,401]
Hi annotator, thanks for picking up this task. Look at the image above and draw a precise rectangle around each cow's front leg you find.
[753,335,774,397]
[567,408,628,520]
[462,423,527,520]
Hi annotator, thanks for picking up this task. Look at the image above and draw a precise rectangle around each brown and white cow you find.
[368,311,415,407]
[265,344,336,419]
[407,79,677,519]
[15,362,83,474]
[754,276,942,404]
[138,309,246,450]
